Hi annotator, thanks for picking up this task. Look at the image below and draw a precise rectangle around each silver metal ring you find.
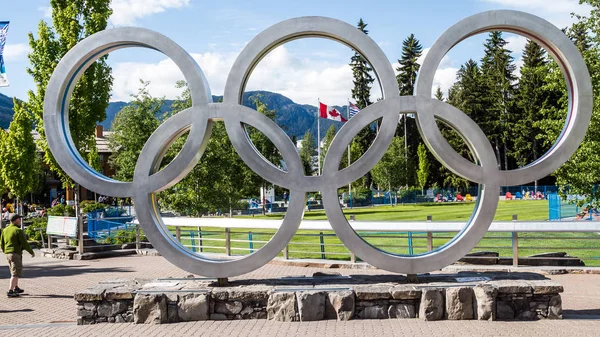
[415,10,593,186]
[43,11,592,277]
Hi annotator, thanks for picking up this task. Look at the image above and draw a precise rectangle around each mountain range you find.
[0,91,346,141]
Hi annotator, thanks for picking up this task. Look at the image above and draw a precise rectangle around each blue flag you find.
[0,21,9,87]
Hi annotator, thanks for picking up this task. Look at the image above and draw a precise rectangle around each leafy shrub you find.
[80,201,108,214]
[345,187,372,205]
[25,217,48,241]
[100,229,146,245]
[47,204,76,217]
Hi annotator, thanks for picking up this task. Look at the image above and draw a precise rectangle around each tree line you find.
[343,5,600,202]
[6,0,600,214]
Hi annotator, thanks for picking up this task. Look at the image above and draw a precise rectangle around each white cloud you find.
[3,43,30,61]
[410,47,458,98]
[110,45,356,105]
[109,0,190,26]
[480,0,591,28]
[38,6,51,18]
[506,35,527,54]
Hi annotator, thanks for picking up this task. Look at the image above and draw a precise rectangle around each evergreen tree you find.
[1,100,38,200]
[434,86,444,101]
[439,77,472,191]
[395,34,424,186]
[25,0,113,186]
[417,143,429,195]
[350,19,374,109]
[300,130,316,176]
[512,40,547,168]
[536,4,600,203]
[480,31,517,171]
[396,34,423,96]
[320,125,337,166]
[350,18,375,187]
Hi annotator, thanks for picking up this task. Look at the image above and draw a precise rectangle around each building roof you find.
[31,130,114,154]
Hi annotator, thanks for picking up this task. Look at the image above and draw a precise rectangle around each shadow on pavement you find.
[564,309,600,319]
[21,294,73,299]
[0,264,133,279]
[0,309,33,313]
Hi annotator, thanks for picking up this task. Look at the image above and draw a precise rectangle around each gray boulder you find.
[267,292,297,322]
[445,287,474,320]
[296,291,326,321]
[473,284,497,321]
[178,293,209,321]
[419,289,444,321]
[133,293,167,324]
[325,291,355,321]
[388,304,416,319]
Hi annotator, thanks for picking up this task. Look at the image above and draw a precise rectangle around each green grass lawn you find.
[253,199,549,221]
[166,200,600,266]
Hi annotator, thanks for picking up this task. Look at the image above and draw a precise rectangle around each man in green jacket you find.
[0,214,35,297]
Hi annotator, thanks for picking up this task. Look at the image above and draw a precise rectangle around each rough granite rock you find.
[215,301,243,315]
[226,287,270,305]
[528,280,564,295]
[445,287,474,320]
[389,286,422,300]
[355,286,393,301]
[104,287,134,301]
[167,302,179,323]
[419,289,444,321]
[77,309,95,318]
[388,304,416,319]
[75,287,105,302]
[210,313,228,320]
[83,302,97,311]
[178,293,209,321]
[267,292,297,322]
[97,301,129,317]
[496,301,515,320]
[358,305,388,319]
[325,291,355,321]
[239,306,255,318]
[473,284,498,321]
[493,281,533,295]
[548,295,562,319]
[296,291,326,321]
[133,293,168,324]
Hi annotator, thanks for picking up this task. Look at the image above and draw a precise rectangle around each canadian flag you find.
[319,102,347,122]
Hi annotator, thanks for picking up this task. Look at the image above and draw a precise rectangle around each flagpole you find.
[317,98,321,175]
[347,99,351,201]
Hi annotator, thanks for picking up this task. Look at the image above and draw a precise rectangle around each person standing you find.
[0,214,35,297]
[1,208,9,228]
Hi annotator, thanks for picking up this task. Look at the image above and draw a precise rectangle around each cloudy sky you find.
[2,0,590,106]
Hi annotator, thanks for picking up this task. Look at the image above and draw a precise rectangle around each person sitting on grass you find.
[0,214,35,297]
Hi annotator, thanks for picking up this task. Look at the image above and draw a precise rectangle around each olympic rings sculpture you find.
[44,10,592,277]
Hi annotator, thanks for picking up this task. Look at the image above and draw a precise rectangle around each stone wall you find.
[75,273,563,324]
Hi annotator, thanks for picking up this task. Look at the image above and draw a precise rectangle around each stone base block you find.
[75,273,563,324]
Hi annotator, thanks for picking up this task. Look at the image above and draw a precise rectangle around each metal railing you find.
[148,215,600,267]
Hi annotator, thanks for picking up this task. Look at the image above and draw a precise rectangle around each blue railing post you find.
[198,227,203,253]
[248,231,254,253]
[190,231,196,252]
[319,231,326,259]
[350,192,353,209]
[408,232,414,255]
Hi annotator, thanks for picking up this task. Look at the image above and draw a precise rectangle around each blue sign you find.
[0,21,9,87]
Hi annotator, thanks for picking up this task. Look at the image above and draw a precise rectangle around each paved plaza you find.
[0,252,599,336]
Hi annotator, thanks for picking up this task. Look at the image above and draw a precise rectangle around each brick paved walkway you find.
[0,251,599,336]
